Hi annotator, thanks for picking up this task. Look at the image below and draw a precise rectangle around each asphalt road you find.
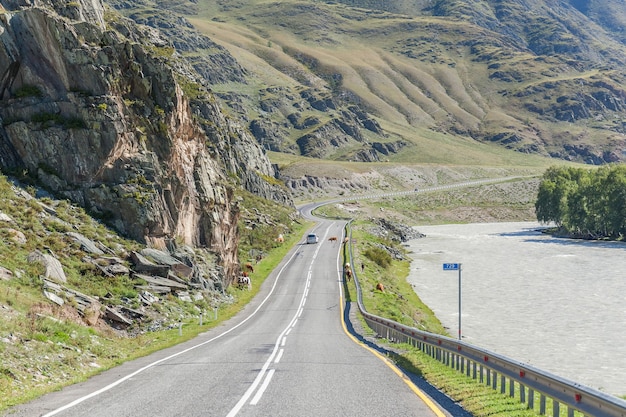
[4,215,445,417]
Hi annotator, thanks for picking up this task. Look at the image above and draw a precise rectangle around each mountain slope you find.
[127,0,626,164]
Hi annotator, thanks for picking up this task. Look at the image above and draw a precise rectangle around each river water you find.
[406,222,626,397]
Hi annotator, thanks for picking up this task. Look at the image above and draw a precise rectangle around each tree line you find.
[536,165,626,239]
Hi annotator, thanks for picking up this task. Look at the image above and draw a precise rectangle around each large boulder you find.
[27,250,67,283]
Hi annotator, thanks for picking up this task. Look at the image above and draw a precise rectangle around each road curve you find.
[4,209,446,417]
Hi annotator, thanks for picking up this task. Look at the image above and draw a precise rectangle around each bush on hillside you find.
[363,246,392,268]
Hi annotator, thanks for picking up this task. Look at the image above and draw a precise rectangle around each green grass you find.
[228,218,312,306]
[394,349,541,417]
[391,346,588,416]
[344,219,447,334]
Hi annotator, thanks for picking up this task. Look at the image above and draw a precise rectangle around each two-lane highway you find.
[5,217,445,417]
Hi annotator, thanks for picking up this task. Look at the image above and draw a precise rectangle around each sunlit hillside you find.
[148,0,626,166]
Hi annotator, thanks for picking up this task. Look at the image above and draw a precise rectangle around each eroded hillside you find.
[111,0,626,164]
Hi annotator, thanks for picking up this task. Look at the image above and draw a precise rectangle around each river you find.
[406,222,626,397]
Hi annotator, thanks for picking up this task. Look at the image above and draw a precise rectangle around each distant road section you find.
[317,176,531,205]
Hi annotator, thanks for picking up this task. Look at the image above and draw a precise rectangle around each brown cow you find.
[344,263,352,281]
[345,269,352,281]
[376,282,385,292]
[244,262,254,273]
[328,236,338,242]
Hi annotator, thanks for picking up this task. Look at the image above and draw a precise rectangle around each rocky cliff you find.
[0,0,292,282]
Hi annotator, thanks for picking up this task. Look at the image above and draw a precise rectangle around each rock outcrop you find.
[0,0,292,281]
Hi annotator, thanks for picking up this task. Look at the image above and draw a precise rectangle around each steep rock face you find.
[0,0,290,281]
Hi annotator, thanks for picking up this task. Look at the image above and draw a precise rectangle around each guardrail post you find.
[553,400,560,417]
[486,368,491,386]
[501,374,506,394]
[567,406,575,417]
[479,364,484,383]
[540,394,546,415]
[492,371,498,390]
[528,388,534,410]
[509,378,514,397]
[520,383,526,403]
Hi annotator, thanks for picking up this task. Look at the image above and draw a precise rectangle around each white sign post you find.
[443,263,462,340]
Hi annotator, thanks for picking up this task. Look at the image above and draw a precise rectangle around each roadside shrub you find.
[363,246,392,268]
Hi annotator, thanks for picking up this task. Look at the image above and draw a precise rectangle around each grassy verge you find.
[394,349,570,417]
[345,219,446,334]
[229,217,313,309]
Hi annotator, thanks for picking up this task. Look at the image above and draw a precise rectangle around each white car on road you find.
[306,233,318,244]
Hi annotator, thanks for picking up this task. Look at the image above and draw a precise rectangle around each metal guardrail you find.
[344,222,626,417]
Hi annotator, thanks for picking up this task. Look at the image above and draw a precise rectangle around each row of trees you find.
[535,165,626,239]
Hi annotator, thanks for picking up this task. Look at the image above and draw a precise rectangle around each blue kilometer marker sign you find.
[443,262,462,340]
[443,263,460,270]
